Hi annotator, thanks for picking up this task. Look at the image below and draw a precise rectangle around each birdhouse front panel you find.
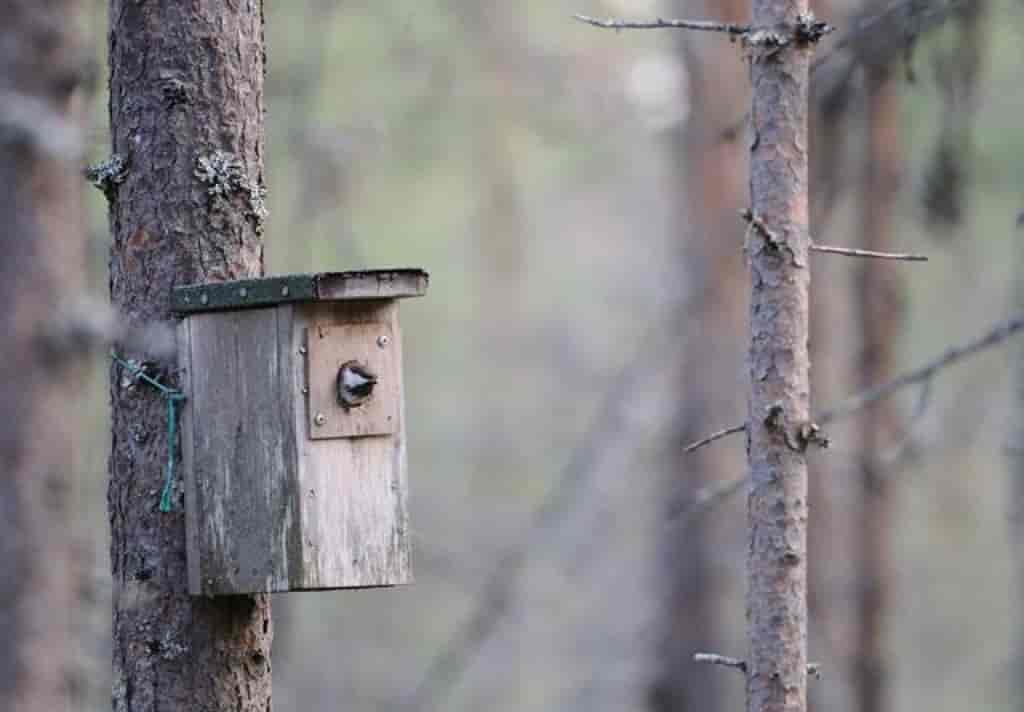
[174,271,426,596]
[287,300,411,591]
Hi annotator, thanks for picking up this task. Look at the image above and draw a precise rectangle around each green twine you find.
[111,353,187,512]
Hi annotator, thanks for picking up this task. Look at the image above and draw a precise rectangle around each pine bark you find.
[649,1,749,710]
[0,2,86,710]
[854,66,902,712]
[745,0,815,711]
[106,2,272,710]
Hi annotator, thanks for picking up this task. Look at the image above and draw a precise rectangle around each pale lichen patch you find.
[85,153,128,199]
[194,150,268,233]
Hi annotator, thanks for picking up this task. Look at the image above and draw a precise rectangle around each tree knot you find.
[764,403,826,452]
[742,12,834,60]
[742,209,809,266]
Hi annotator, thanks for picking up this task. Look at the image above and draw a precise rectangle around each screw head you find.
[377,335,390,348]
[239,287,248,298]
[314,413,326,426]
[199,293,209,305]
[298,346,307,355]
[281,285,290,297]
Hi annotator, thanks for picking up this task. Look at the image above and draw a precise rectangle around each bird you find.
[337,360,377,409]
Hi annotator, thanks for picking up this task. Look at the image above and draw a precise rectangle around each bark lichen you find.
[195,150,268,233]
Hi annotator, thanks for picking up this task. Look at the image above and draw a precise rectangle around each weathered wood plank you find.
[186,308,292,595]
[276,305,306,590]
[177,319,201,595]
[289,301,412,588]
[315,270,428,301]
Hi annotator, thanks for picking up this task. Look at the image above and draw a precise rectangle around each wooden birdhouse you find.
[171,270,428,595]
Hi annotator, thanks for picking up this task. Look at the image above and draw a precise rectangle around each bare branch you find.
[877,378,932,470]
[817,314,1024,424]
[693,653,822,679]
[719,0,971,142]
[694,653,747,674]
[684,424,746,453]
[676,314,1024,515]
[573,13,749,36]
[810,243,928,262]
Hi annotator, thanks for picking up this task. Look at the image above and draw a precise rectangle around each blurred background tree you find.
[48,0,1024,710]
[0,2,88,710]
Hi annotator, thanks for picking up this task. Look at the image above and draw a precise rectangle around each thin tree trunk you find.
[106,3,272,710]
[649,2,749,710]
[745,0,815,710]
[854,66,903,712]
[0,2,86,710]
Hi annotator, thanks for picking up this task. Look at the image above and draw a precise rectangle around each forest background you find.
[58,0,1022,710]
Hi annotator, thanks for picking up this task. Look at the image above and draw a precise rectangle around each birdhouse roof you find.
[171,269,428,314]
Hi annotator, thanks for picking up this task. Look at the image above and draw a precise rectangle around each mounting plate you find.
[305,322,398,439]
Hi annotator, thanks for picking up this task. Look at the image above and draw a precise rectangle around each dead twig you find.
[876,378,932,470]
[573,13,749,35]
[694,653,747,674]
[681,312,1024,460]
[810,243,928,261]
[817,314,1024,423]
[684,424,746,453]
[694,653,822,679]
[719,0,971,141]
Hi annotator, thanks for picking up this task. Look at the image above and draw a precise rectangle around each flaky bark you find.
[745,1,815,711]
[0,2,86,710]
[106,2,272,710]
[854,65,903,712]
[649,2,749,711]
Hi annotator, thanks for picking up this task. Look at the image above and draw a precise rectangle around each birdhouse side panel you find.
[181,307,302,595]
[287,301,411,589]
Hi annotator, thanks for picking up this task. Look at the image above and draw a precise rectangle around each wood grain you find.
[290,301,411,589]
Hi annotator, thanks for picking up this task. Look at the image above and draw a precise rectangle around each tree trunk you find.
[854,65,902,712]
[0,2,86,710]
[745,1,815,711]
[106,2,272,710]
[649,2,749,711]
